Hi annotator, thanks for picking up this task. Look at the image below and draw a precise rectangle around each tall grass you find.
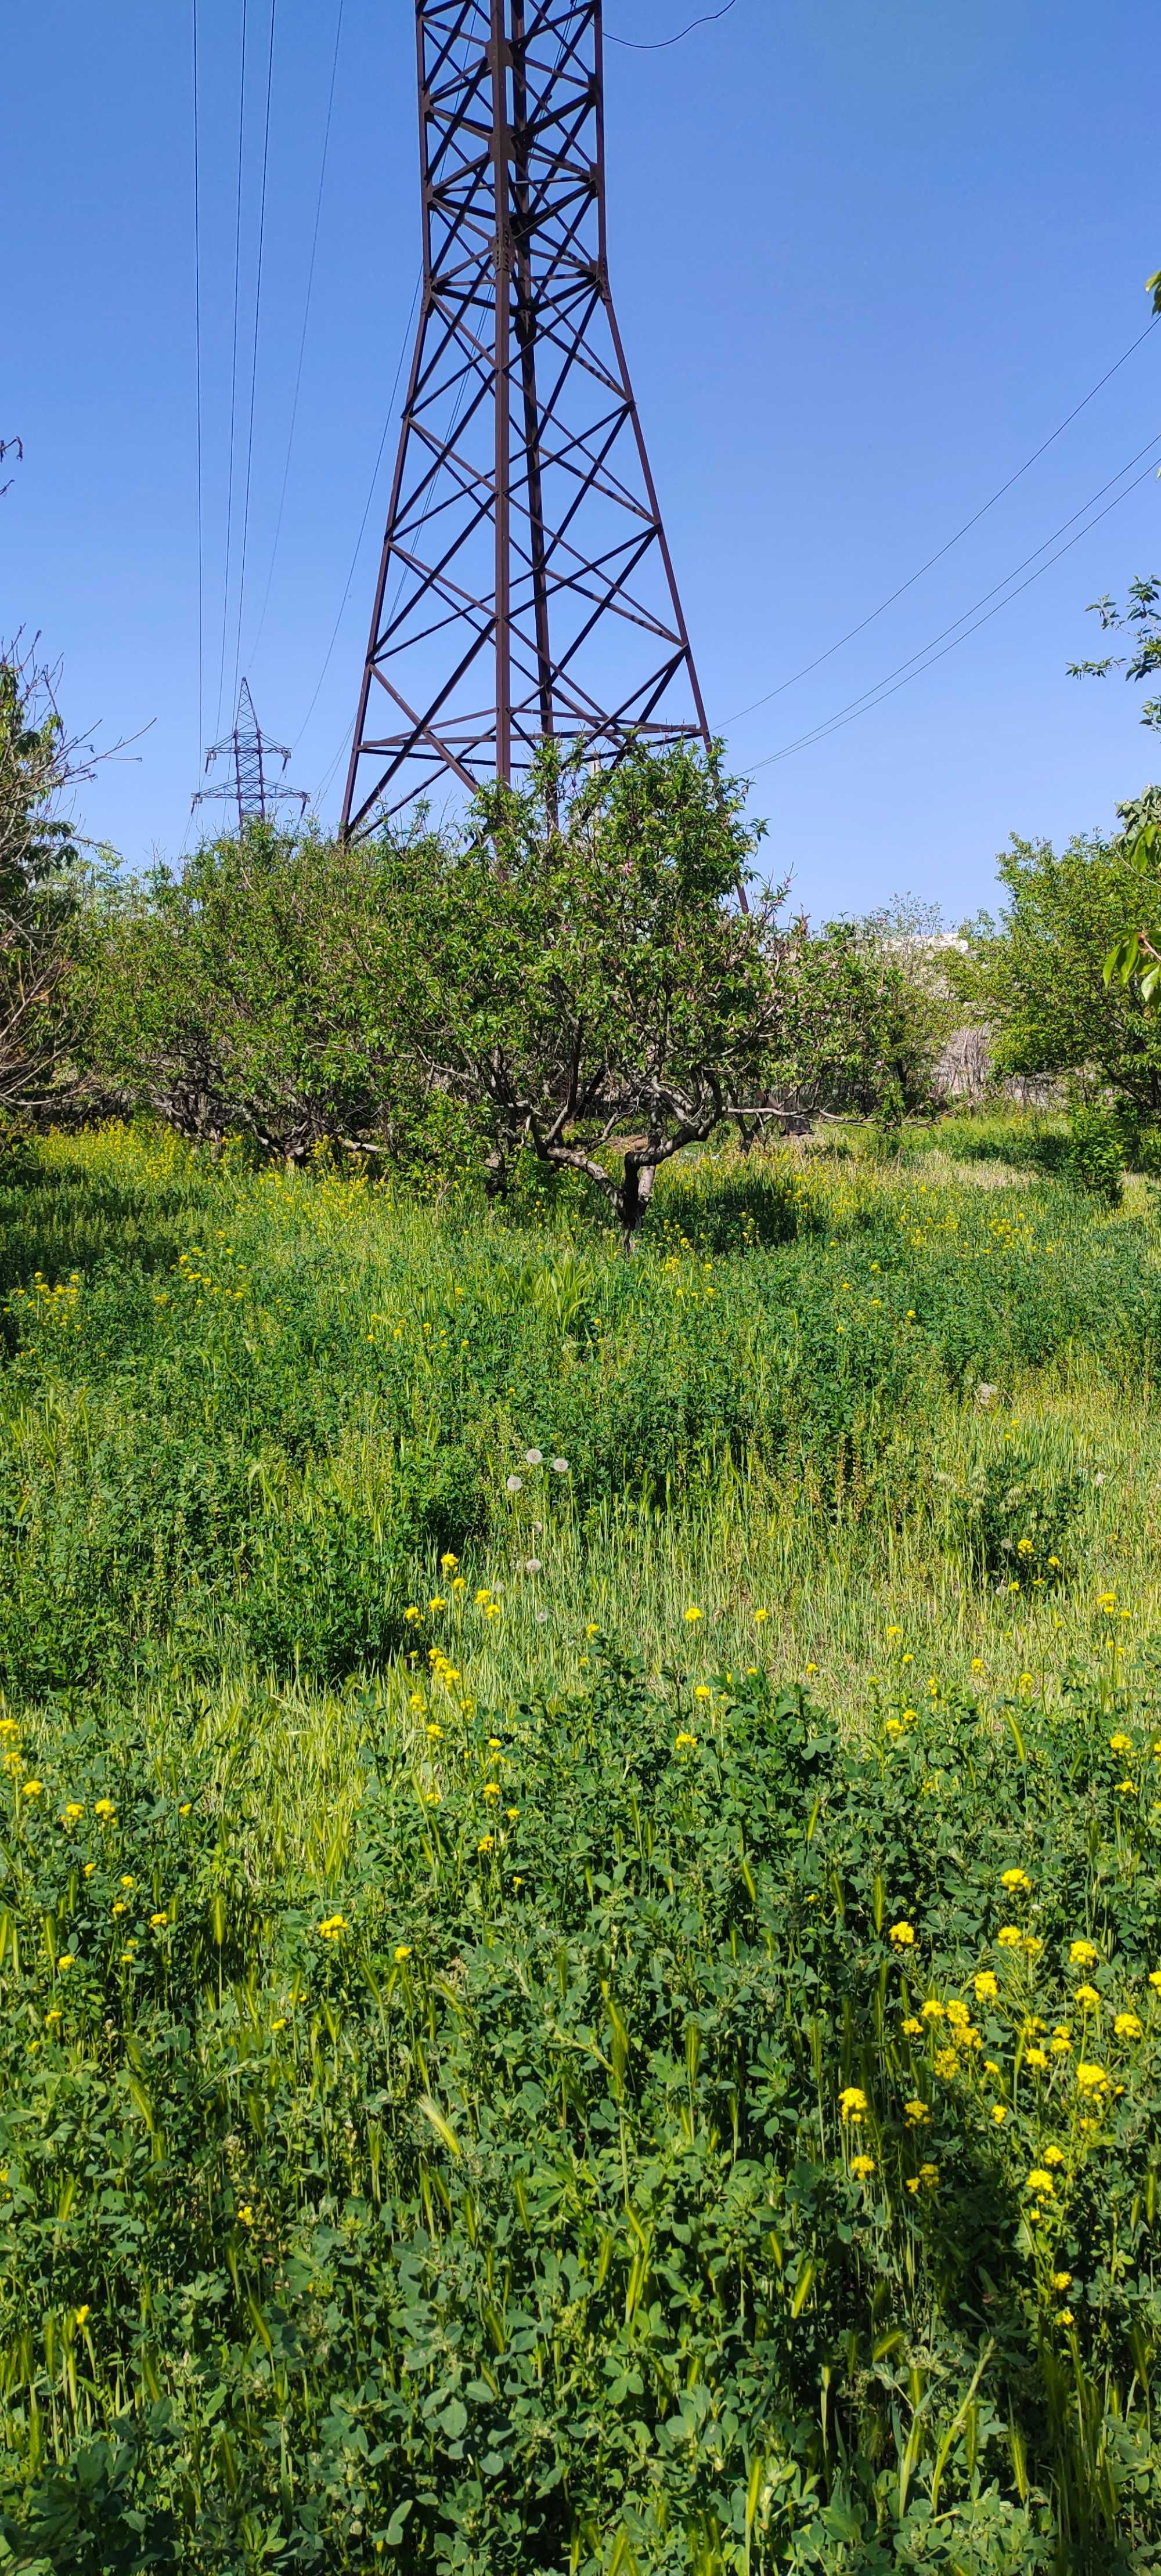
[2,1122,1159,1726]
[2,1123,1161,2569]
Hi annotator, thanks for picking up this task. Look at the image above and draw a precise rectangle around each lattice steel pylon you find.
[340,0,711,839]
[193,680,310,836]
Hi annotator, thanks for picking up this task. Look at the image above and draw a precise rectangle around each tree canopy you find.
[951,829,1161,1112]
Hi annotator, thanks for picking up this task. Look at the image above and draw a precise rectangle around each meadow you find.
[2,1121,1161,2570]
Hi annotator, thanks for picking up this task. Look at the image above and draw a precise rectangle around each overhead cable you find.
[215,0,249,734]
[748,441,1161,772]
[191,0,205,765]
[230,0,278,712]
[294,272,421,754]
[247,0,345,673]
[607,0,737,46]
[726,316,1159,728]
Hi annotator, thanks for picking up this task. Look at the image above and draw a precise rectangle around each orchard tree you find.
[73,821,461,1165]
[951,828,1161,1114]
[777,908,952,1130]
[391,742,793,1242]
[0,641,91,1114]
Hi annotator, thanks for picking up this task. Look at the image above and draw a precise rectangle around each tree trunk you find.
[618,1153,656,1249]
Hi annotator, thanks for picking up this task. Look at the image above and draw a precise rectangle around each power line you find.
[215,0,249,734]
[191,0,204,768]
[308,296,478,805]
[294,271,421,753]
[748,444,1161,773]
[726,316,1159,728]
[230,0,278,713]
[247,0,345,673]
[607,0,737,46]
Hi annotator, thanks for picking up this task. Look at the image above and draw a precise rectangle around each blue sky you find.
[3,0,1158,919]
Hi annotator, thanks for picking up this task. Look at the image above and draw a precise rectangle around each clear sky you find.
[3,0,1158,920]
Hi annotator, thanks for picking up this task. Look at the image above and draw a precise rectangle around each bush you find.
[1066,1107,1124,1206]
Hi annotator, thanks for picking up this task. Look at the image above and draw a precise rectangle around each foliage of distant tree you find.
[380,743,791,1240]
[951,828,1161,1114]
[776,906,954,1132]
[0,641,91,1116]
[70,745,954,1230]
[73,822,478,1173]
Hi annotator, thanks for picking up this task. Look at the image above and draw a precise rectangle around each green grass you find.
[3,1122,1161,2568]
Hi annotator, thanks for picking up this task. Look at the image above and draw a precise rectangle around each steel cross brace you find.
[341,0,710,836]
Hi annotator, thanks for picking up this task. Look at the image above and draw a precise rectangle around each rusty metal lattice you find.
[341,0,710,836]
[194,679,309,835]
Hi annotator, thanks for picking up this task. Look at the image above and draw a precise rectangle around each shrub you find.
[1066,1106,1124,1206]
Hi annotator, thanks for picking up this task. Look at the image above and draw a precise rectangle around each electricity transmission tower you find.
[194,680,309,835]
[341,0,711,839]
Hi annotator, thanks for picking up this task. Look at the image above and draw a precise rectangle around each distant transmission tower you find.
[341,0,711,839]
[193,679,309,834]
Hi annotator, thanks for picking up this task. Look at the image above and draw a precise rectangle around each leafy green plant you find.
[951,830,1161,1116]
[3,1642,1161,2569]
[941,1440,1085,1590]
[1066,1104,1124,1205]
